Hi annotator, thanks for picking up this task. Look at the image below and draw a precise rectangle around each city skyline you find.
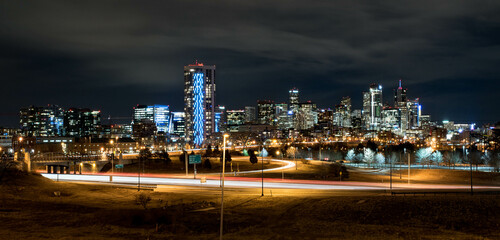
[1,1,499,127]
[6,77,484,127]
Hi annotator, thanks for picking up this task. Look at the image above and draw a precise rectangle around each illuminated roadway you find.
[40,158,500,191]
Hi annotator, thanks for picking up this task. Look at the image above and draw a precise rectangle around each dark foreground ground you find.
[1,171,500,239]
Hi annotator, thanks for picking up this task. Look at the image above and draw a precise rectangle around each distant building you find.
[406,98,421,129]
[369,84,383,130]
[351,109,363,128]
[184,61,216,146]
[257,100,275,125]
[288,88,300,127]
[362,91,371,129]
[296,101,317,130]
[226,109,245,132]
[100,124,132,138]
[335,96,351,127]
[132,105,171,135]
[244,106,256,123]
[227,110,246,125]
[64,108,101,137]
[171,112,186,139]
[214,105,226,133]
[20,104,64,137]
[289,87,300,105]
[381,107,400,131]
[394,79,407,107]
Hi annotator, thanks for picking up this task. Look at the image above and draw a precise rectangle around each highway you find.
[41,172,500,191]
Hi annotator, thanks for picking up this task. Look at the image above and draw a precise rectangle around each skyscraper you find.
[338,96,352,127]
[369,83,383,130]
[289,88,300,129]
[184,61,216,146]
[362,92,371,129]
[297,101,317,130]
[394,79,407,107]
[289,88,299,105]
[394,79,409,131]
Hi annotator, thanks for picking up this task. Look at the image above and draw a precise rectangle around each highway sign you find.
[189,154,202,164]
[115,164,124,169]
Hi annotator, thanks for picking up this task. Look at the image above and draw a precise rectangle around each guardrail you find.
[390,191,500,196]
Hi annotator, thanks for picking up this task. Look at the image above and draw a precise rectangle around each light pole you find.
[406,148,411,184]
[261,141,265,197]
[293,146,297,170]
[390,156,392,190]
[469,129,473,195]
[220,133,229,240]
[110,139,114,174]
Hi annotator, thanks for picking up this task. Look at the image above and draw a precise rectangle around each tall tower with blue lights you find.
[184,61,216,146]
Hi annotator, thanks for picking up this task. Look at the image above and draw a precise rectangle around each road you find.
[40,158,500,191]
[41,171,500,191]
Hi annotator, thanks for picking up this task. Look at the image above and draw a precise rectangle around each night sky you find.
[1,1,499,127]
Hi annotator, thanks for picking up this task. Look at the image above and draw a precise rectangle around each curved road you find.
[41,157,500,191]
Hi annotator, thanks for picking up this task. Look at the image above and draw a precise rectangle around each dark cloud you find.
[1,0,499,126]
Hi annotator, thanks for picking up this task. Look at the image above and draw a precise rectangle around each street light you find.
[220,133,229,240]
[110,139,114,174]
[261,141,265,197]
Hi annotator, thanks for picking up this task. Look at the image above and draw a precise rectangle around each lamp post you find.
[110,139,114,174]
[261,141,265,197]
[220,133,229,240]
[469,128,473,195]
[293,146,297,170]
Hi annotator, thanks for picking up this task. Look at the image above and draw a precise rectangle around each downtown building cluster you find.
[3,62,498,155]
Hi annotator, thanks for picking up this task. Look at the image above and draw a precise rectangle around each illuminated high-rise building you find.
[171,112,185,138]
[20,104,64,136]
[394,79,407,107]
[362,92,371,129]
[289,88,299,105]
[407,98,421,129]
[244,106,256,123]
[257,100,275,125]
[64,108,101,137]
[336,96,352,127]
[184,61,216,146]
[132,104,171,134]
[214,105,226,133]
[296,101,317,130]
[227,110,245,126]
[394,79,409,131]
[368,83,383,130]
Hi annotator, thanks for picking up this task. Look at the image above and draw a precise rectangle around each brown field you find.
[1,170,500,239]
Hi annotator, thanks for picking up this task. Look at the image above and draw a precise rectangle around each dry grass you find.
[1,171,500,239]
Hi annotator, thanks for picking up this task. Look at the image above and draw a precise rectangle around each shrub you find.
[203,158,212,169]
[136,193,151,209]
[249,150,258,164]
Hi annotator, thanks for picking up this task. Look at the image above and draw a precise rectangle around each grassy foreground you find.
[1,171,500,239]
